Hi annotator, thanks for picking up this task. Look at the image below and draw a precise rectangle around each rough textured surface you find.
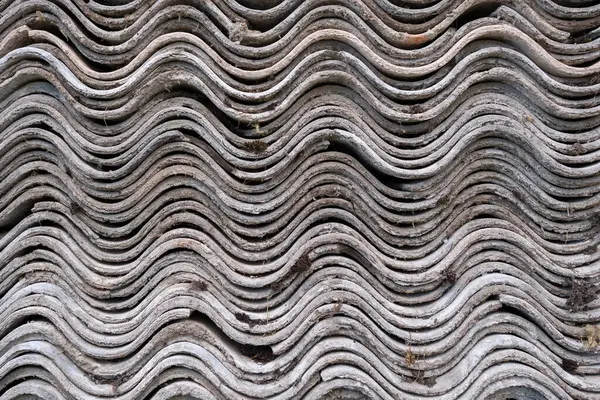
[0,0,600,399]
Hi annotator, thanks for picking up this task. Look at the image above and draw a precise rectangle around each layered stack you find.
[1,0,600,399]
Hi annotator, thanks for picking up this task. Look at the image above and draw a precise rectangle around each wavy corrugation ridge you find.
[1,0,600,398]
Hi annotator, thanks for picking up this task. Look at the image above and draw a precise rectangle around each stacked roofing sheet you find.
[1,0,600,399]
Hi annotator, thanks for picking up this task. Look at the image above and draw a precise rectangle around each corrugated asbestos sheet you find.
[1,0,600,399]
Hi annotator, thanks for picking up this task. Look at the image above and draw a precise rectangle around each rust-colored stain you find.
[404,33,430,46]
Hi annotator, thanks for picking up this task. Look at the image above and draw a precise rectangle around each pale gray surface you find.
[0,0,599,399]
